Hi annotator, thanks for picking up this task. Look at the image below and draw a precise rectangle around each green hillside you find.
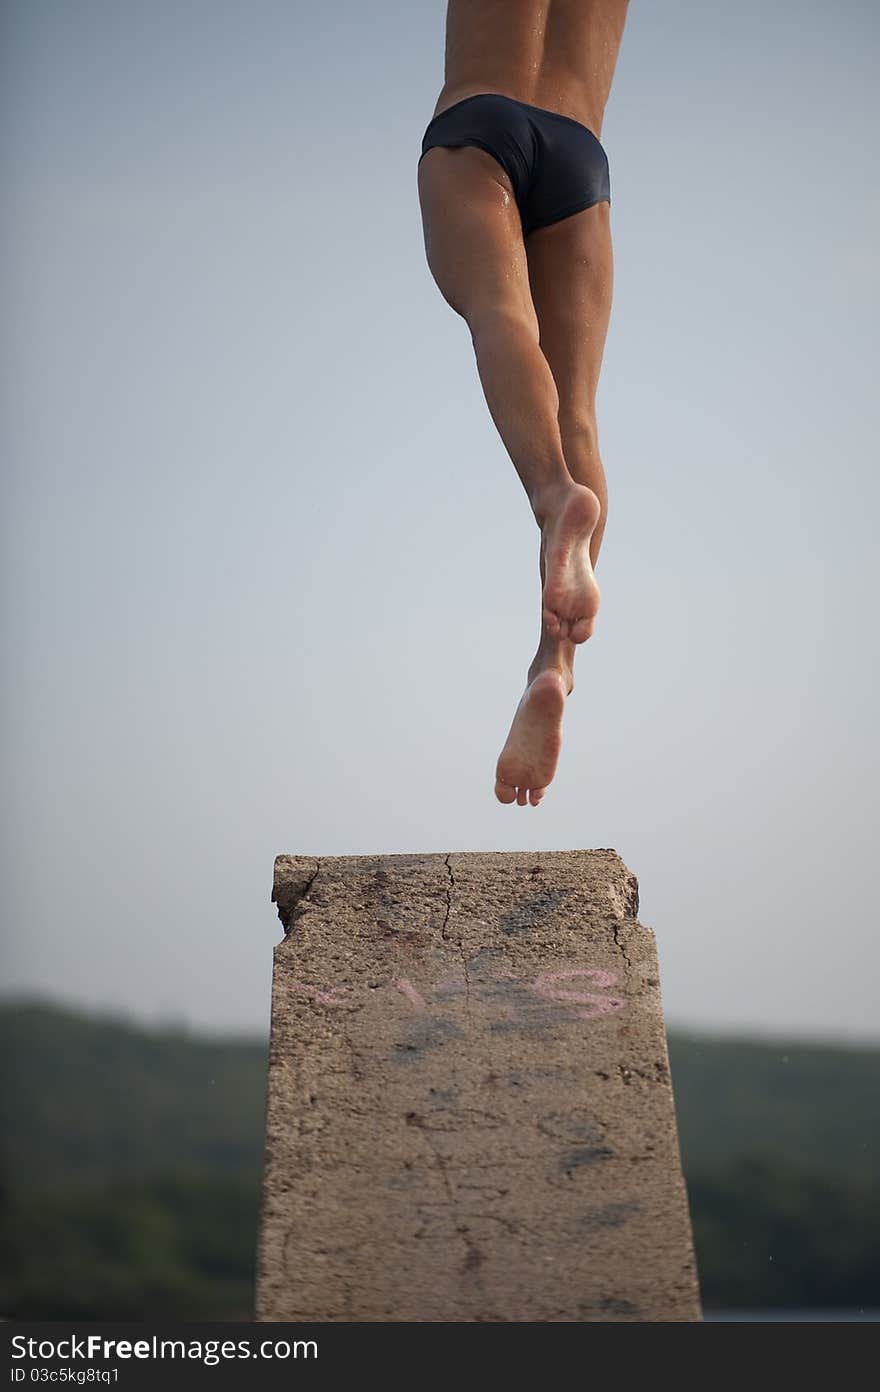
[668,1033,878,1183]
[1,1000,878,1318]
[0,1000,267,1188]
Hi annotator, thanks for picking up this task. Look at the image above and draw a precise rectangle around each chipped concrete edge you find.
[271,849,641,938]
[271,854,321,934]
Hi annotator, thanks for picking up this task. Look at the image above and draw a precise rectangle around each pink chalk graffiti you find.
[394,978,427,1011]
[291,964,625,1023]
[530,967,624,1020]
[289,981,351,1007]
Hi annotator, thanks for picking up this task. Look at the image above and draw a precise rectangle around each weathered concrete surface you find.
[256,851,701,1322]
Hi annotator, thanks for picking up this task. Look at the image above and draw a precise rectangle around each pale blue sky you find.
[2,1,878,1038]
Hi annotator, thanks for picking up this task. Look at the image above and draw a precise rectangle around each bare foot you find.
[541,484,601,643]
[494,668,569,806]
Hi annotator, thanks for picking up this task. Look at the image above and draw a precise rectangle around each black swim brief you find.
[418,92,610,236]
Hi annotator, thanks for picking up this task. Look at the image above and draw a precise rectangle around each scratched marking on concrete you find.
[577,1200,642,1233]
[537,1110,608,1143]
[561,1143,615,1170]
[392,1016,465,1063]
[498,889,569,936]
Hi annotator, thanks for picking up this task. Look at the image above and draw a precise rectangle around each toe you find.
[516,787,528,806]
[495,779,517,804]
[529,787,544,806]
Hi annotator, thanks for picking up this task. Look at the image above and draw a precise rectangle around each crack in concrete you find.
[612,921,633,971]
[478,1211,543,1241]
[441,854,454,940]
[408,1111,455,1205]
[407,1109,482,1274]
[444,854,473,1024]
[341,1015,362,1082]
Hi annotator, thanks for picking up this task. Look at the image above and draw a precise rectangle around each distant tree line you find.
[2,1003,878,1318]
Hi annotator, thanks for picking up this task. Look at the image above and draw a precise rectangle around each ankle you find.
[531,478,576,527]
[528,659,574,696]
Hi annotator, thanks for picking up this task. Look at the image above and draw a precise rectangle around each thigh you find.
[417,145,538,332]
[524,201,614,425]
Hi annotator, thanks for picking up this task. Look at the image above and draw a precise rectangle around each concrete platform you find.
[256,850,701,1322]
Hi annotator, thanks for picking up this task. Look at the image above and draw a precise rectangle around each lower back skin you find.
[432,0,630,135]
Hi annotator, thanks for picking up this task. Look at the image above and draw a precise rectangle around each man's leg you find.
[526,200,614,569]
[418,146,601,644]
[418,145,603,807]
[522,200,615,699]
[488,201,615,806]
